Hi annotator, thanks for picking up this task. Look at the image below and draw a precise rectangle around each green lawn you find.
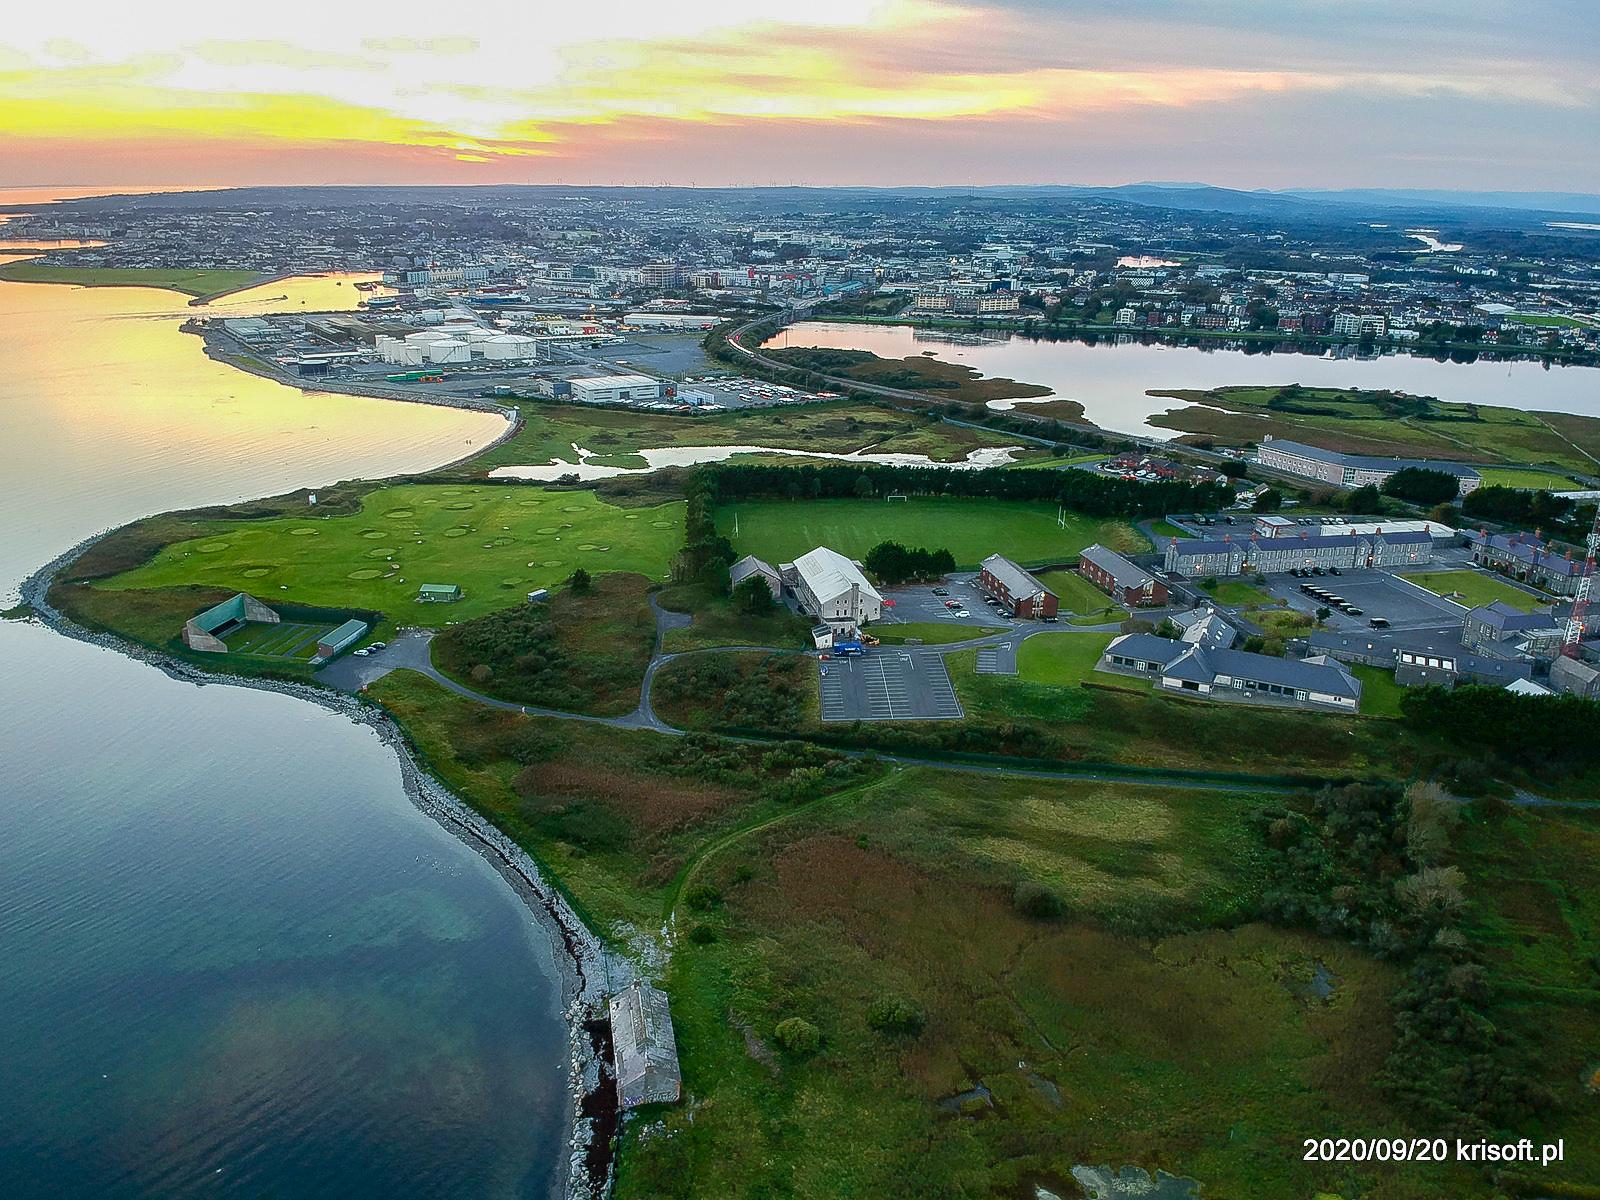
[1353,665,1408,718]
[1201,578,1278,607]
[1147,518,1188,539]
[1400,569,1552,612]
[719,498,1147,570]
[0,262,264,296]
[97,483,684,623]
[1505,312,1593,329]
[1034,568,1127,618]
[1015,632,1115,685]
[1473,466,1583,491]
[1011,452,1106,470]
[657,581,814,653]
[874,621,1004,645]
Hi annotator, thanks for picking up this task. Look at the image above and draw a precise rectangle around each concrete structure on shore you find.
[609,981,681,1109]
[181,592,279,652]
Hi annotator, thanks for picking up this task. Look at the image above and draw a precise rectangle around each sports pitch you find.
[224,621,338,661]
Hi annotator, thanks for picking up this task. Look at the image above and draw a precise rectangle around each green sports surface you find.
[717,497,1147,569]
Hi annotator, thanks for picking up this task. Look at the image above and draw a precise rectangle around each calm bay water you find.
[0,274,570,1198]
[769,320,1600,438]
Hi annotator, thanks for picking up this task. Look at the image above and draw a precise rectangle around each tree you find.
[866,994,926,1036]
[1346,484,1383,514]
[1252,488,1284,513]
[732,574,775,615]
[1382,467,1461,507]
[852,473,875,498]
[569,567,592,593]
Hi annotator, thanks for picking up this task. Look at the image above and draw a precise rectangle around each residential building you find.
[1100,634,1362,711]
[1162,529,1434,577]
[785,546,883,634]
[1256,437,1482,494]
[1550,655,1600,698]
[1077,544,1168,607]
[1467,531,1587,596]
[976,554,1058,618]
[1461,602,1564,660]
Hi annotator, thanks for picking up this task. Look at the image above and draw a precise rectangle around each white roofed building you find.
[785,546,883,635]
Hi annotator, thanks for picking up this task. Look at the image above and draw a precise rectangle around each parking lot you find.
[881,575,1016,627]
[818,649,963,721]
[1259,569,1466,632]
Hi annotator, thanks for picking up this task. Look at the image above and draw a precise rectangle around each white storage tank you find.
[426,339,471,365]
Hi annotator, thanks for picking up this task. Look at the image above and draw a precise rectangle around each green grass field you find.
[1352,664,1408,718]
[1473,465,1583,490]
[874,621,1004,645]
[97,483,684,623]
[1400,569,1552,612]
[1015,632,1115,684]
[0,262,264,296]
[1034,568,1128,618]
[1201,578,1278,607]
[718,497,1147,569]
[225,620,337,660]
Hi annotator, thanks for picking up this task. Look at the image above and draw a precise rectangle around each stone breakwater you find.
[20,529,628,1200]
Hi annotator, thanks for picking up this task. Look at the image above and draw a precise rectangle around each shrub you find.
[687,922,717,945]
[866,994,926,1037]
[469,663,493,684]
[773,1017,821,1056]
[684,883,723,911]
[1012,880,1065,920]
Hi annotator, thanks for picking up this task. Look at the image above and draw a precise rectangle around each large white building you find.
[784,546,883,634]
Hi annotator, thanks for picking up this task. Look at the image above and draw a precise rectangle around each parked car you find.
[1369,617,1390,628]
[1343,606,1364,616]
[944,599,960,609]
[369,641,386,650]
[1327,567,1340,576]
[951,610,971,618]
[1042,615,1059,622]
[1311,567,1325,575]
[932,588,949,596]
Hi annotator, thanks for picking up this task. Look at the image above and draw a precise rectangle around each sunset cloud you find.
[0,0,1594,189]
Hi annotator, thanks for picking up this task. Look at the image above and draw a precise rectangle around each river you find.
[0,272,573,1199]
[767,320,1600,439]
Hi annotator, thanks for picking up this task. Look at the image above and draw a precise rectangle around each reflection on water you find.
[0,274,503,602]
[0,269,566,1199]
[0,622,568,1200]
[769,321,1600,438]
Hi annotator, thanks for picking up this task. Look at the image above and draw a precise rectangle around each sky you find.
[2,0,1597,191]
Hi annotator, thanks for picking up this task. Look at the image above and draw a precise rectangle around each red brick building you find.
[1078,543,1168,607]
[977,554,1059,619]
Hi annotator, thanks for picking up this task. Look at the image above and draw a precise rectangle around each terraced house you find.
[1163,529,1434,577]
[1467,530,1587,596]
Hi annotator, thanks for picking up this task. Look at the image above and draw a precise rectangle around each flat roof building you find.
[1256,436,1482,494]
[418,583,462,603]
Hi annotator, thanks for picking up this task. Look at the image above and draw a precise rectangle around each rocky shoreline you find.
[19,530,626,1200]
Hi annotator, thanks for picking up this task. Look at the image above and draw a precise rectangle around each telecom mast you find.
[1562,509,1600,657]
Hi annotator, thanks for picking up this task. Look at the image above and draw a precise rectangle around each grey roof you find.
[1307,630,1533,683]
[1170,530,1431,557]
[1180,610,1236,650]
[1198,646,1362,699]
[982,553,1050,598]
[1551,655,1600,692]
[1471,531,1584,576]
[610,981,681,1109]
[1262,438,1482,480]
[730,554,780,588]
[1106,633,1188,666]
[1467,602,1557,634]
[1078,544,1156,590]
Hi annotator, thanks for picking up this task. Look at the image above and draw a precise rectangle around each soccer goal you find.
[885,493,908,503]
